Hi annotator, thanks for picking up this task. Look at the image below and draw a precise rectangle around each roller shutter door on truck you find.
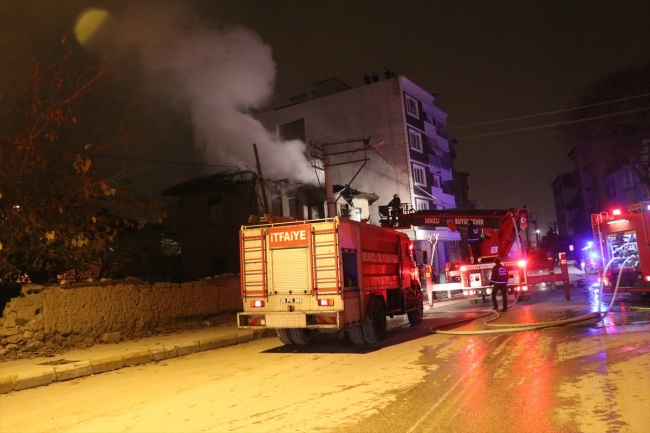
[271,247,309,294]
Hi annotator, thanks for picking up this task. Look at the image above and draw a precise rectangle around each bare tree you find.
[0,38,164,283]
[564,60,650,199]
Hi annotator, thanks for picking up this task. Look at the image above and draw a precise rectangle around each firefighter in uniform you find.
[388,194,401,226]
[467,220,481,263]
[490,259,509,312]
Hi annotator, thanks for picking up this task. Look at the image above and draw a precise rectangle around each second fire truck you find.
[591,201,650,297]
[384,207,536,303]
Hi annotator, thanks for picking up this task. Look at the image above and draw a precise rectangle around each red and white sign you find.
[268,225,309,248]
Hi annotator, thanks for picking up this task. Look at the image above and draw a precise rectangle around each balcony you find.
[424,121,437,137]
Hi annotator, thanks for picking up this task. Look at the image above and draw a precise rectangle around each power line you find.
[457,116,646,149]
[450,92,650,130]
[456,107,650,141]
[7,142,240,169]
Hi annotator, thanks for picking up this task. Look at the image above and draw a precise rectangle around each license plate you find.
[279,297,302,303]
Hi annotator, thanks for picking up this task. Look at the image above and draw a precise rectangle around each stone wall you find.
[0,275,242,358]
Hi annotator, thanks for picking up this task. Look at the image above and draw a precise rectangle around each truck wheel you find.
[362,300,387,344]
[348,325,366,344]
[407,290,424,325]
[277,329,294,345]
[289,328,315,345]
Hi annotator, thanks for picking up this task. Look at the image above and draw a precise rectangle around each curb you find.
[0,329,276,394]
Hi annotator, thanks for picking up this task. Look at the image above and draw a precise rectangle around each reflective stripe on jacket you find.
[490,264,508,284]
[468,226,480,242]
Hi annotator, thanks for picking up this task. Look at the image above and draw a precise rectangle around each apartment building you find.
[256,75,461,272]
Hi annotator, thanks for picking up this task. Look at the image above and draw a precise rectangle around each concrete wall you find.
[0,275,241,358]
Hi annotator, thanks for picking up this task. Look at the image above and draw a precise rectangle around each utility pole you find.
[323,143,335,217]
[311,137,370,218]
[253,143,269,214]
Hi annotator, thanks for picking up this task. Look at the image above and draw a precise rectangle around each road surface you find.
[1,289,648,433]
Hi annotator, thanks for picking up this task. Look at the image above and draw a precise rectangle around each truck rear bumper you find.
[461,285,530,298]
[237,312,341,329]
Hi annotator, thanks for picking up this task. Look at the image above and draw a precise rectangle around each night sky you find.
[2,0,649,232]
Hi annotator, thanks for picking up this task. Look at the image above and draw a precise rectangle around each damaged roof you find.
[161,170,257,197]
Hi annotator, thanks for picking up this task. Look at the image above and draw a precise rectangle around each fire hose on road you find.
[428,244,638,335]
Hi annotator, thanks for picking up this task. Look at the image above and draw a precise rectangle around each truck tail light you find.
[522,285,528,291]
[318,298,334,306]
[463,290,468,296]
[251,300,265,308]
[514,286,520,292]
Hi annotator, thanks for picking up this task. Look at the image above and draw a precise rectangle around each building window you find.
[408,129,423,152]
[278,118,306,142]
[432,174,441,189]
[416,199,429,210]
[288,196,297,217]
[209,198,224,225]
[310,205,320,219]
[404,93,419,118]
[412,164,427,186]
[623,171,634,189]
[354,208,362,222]
[340,203,350,218]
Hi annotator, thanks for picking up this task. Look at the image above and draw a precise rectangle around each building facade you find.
[568,138,649,246]
[256,75,460,274]
[162,170,378,281]
[551,172,579,237]
[603,165,649,210]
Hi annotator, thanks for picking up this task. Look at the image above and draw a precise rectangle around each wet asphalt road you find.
[1,281,648,433]
[324,284,650,433]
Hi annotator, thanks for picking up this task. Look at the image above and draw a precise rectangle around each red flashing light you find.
[318,298,334,306]
[612,209,621,216]
[251,300,265,308]
[460,266,467,272]
[517,260,527,267]
[645,276,650,282]
[522,285,528,291]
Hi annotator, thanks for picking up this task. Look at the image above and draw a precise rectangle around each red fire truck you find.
[394,208,532,303]
[237,217,423,345]
[591,202,650,297]
[379,206,536,303]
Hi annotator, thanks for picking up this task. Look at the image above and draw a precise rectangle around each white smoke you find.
[98,1,316,183]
